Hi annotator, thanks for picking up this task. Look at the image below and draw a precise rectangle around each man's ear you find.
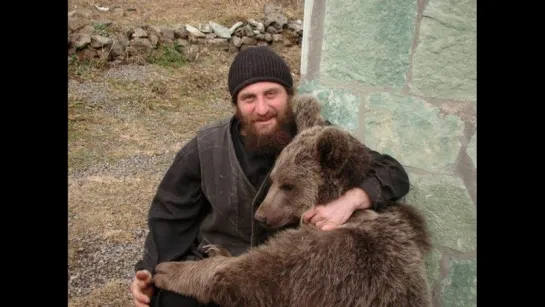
[293,94,326,131]
[316,127,350,173]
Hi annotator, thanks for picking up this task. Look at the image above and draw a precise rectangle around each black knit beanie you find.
[228,46,293,104]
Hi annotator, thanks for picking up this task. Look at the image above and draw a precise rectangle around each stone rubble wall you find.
[68,4,303,64]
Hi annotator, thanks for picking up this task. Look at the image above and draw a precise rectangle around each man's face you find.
[236,81,290,134]
[235,81,296,155]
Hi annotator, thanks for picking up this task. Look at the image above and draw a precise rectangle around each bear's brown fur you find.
[153,94,433,307]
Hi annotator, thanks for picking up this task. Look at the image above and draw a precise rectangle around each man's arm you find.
[302,149,410,230]
[305,119,411,229]
[322,120,410,206]
[134,137,207,275]
[358,149,410,209]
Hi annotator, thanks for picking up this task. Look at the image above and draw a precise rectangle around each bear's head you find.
[254,94,375,229]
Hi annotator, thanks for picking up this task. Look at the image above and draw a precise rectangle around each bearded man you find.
[130,46,411,307]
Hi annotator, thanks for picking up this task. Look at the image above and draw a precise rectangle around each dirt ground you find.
[68,0,303,306]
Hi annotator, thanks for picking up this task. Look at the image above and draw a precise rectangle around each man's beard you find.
[236,100,297,156]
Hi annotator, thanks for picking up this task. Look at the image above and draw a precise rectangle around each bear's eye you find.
[280,184,294,191]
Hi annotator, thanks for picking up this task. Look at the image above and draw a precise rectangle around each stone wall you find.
[68,4,303,64]
[298,0,476,306]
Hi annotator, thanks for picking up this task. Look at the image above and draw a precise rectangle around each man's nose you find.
[254,96,269,115]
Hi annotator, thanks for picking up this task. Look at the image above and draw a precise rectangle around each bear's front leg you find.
[153,261,200,297]
[153,258,232,304]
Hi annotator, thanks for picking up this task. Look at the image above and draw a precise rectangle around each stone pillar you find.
[299,0,476,306]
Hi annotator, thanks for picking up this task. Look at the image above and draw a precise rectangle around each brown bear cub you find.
[153,94,433,307]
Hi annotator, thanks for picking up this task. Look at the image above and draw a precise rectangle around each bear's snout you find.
[254,214,269,227]
[254,214,267,224]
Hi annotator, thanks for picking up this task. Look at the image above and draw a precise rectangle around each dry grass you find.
[68,1,304,305]
[68,0,304,29]
[68,174,160,270]
[69,280,133,307]
[68,175,157,241]
[68,50,236,171]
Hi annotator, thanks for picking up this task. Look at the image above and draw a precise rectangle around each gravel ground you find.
[68,145,187,300]
[68,229,148,299]
[68,63,186,302]
[69,79,118,105]
[68,65,158,121]
[69,150,181,180]
[102,64,160,84]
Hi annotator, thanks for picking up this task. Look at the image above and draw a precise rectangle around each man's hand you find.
[302,187,372,231]
[130,270,154,307]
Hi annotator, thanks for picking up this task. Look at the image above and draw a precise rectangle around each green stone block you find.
[298,80,361,132]
[320,0,417,87]
[405,172,476,252]
[441,258,477,307]
[424,248,442,287]
[466,132,476,167]
[411,0,477,100]
[358,92,464,172]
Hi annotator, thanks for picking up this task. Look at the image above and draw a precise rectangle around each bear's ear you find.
[316,127,350,173]
[292,94,326,131]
